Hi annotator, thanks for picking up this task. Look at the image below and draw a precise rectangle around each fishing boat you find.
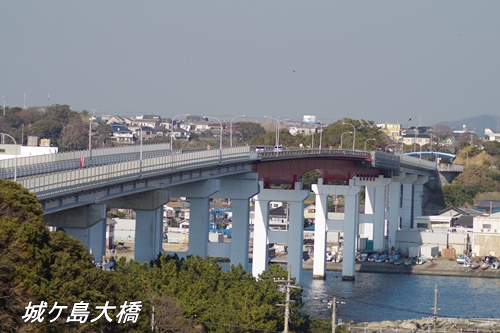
[416,256,427,265]
[481,262,490,270]
[404,257,414,266]
[393,257,405,266]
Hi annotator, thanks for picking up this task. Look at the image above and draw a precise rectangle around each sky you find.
[1,1,499,126]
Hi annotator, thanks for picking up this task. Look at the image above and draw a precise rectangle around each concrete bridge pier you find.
[171,179,220,258]
[357,176,391,251]
[311,179,361,281]
[284,182,309,283]
[44,204,107,262]
[311,179,329,280]
[388,175,403,250]
[341,179,362,281]
[413,176,429,218]
[104,189,170,263]
[252,181,309,283]
[209,173,259,271]
[400,174,418,229]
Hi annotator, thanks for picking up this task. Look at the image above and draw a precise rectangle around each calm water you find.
[219,263,500,322]
[300,269,500,322]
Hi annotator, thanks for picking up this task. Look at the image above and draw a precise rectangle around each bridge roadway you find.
[2,144,439,282]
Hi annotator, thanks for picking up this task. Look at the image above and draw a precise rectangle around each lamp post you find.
[138,126,143,176]
[317,120,323,150]
[88,109,95,163]
[2,96,6,116]
[170,114,190,151]
[263,116,279,148]
[203,116,223,150]
[364,138,376,151]
[229,114,246,147]
[0,133,17,181]
[340,131,352,149]
[342,121,356,151]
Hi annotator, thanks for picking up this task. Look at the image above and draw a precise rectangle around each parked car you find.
[273,145,285,152]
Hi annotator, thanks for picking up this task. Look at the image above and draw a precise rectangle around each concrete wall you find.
[472,233,500,257]
[395,229,448,253]
[113,218,136,242]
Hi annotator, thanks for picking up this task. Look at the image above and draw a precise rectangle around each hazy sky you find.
[1,1,499,126]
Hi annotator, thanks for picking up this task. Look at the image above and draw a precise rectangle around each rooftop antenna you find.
[47,93,50,106]
[23,92,27,109]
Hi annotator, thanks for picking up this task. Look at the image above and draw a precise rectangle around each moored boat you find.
[404,257,414,266]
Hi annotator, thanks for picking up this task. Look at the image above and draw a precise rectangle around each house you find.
[134,115,162,127]
[471,212,500,256]
[129,125,158,141]
[377,123,402,141]
[106,116,134,126]
[110,124,134,144]
[413,206,471,230]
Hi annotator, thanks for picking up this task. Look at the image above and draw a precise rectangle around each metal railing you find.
[17,147,255,198]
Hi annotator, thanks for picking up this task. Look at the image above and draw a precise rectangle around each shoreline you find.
[112,243,500,279]
[278,256,500,279]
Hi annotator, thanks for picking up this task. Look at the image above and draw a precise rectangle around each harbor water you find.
[300,269,500,323]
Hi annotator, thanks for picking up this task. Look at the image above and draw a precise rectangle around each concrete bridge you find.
[1,144,439,283]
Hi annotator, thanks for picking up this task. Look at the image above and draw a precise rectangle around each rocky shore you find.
[345,317,500,333]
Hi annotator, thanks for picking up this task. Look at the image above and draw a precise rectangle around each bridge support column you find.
[44,204,107,262]
[135,207,164,262]
[285,182,309,283]
[341,180,362,281]
[413,176,429,218]
[388,178,402,250]
[104,189,170,263]
[171,179,220,257]
[252,181,309,283]
[400,174,418,229]
[209,173,259,271]
[311,179,361,281]
[252,183,270,279]
[311,179,330,280]
[361,176,391,252]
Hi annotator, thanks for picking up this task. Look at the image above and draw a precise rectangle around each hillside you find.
[437,114,499,133]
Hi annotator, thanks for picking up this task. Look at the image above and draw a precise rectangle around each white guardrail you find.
[18,147,256,198]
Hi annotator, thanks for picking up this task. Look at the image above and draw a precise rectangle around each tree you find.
[235,122,265,141]
[29,119,63,143]
[59,120,89,151]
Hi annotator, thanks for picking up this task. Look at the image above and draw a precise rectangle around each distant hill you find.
[437,114,499,134]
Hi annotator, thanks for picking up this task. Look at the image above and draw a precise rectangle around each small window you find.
[483,224,491,229]
[417,223,428,229]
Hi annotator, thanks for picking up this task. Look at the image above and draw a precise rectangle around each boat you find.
[375,254,388,263]
[404,257,414,266]
[456,255,468,265]
[470,262,480,269]
[357,253,368,262]
[332,252,343,263]
[416,256,427,265]
[326,251,334,261]
[393,257,405,266]
[367,253,378,262]
[492,261,499,270]
[481,263,490,270]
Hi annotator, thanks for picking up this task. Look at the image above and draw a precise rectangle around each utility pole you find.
[331,296,336,333]
[331,296,345,333]
[274,265,301,333]
[433,284,438,333]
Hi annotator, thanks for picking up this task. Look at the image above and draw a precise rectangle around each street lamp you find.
[364,138,376,151]
[263,116,279,148]
[229,114,246,147]
[170,114,190,151]
[88,109,95,163]
[138,126,143,176]
[340,131,352,149]
[0,133,17,181]
[342,121,356,151]
[2,96,6,116]
[317,120,323,150]
[203,116,223,150]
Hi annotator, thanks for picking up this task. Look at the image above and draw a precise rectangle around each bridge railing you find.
[0,143,176,179]
[17,147,255,198]
[438,163,464,172]
[258,148,371,159]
